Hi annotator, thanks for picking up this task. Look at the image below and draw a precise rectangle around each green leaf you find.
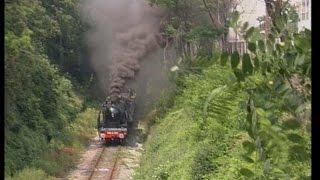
[289,145,310,162]
[274,17,286,32]
[259,129,272,143]
[260,118,271,128]
[233,68,245,82]
[220,52,229,66]
[284,52,296,68]
[231,51,240,69]
[241,22,249,32]
[229,11,240,28]
[276,83,290,94]
[275,43,282,52]
[239,168,254,177]
[294,33,311,53]
[244,27,255,40]
[286,133,304,144]
[241,155,254,163]
[242,53,253,75]
[203,85,227,115]
[294,54,305,66]
[282,119,301,130]
[256,108,266,117]
[242,140,255,154]
[253,57,260,69]
[258,40,265,52]
[261,61,269,75]
[248,42,256,53]
[295,102,310,114]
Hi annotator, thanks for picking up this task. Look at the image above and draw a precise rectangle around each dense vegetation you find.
[154,0,238,59]
[5,0,311,179]
[135,56,310,179]
[134,0,311,179]
[5,0,97,178]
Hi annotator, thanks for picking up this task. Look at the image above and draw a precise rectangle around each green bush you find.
[29,107,98,177]
[7,168,54,180]
[5,0,92,176]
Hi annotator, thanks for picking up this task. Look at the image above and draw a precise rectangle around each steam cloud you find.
[81,0,165,101]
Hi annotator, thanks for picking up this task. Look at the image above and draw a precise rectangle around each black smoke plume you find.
[81,0,166,101]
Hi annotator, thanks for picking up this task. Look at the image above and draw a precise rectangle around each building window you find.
[305,0,309,20]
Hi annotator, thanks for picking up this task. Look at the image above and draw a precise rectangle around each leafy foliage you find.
[6,168,54,180]
[231,51,240,69]
[134,5,310,177]
[220,51,229,66]
[150,0,231,58]
[134,55,310,179]
[134,63,248,179]
[213,4,311,178]
[5,0,95,177]
[242,53,253,75]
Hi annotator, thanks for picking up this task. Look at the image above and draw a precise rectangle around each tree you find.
[201,0,239,51]
[5,0,87,176]
[150,0,234,59]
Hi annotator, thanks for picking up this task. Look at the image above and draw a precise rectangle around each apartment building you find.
[291,0,311,31]
[227,0,311,54]
[226,0,266,54]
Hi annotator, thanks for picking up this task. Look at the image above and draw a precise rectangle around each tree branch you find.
[202,0,217,27]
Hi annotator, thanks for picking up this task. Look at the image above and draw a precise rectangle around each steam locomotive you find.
[97,88,135,144]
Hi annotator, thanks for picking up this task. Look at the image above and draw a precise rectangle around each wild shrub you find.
[7,168,54,180]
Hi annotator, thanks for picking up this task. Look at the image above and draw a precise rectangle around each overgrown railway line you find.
[67,138,123,180]
[87,145,122,180]
[108,147,121,180]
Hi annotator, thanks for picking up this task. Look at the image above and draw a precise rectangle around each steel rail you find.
[88,146,106,180]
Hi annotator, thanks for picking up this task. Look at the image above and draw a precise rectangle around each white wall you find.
[290,0,311,31]
[227,0,311,43]
[236,0,266,27]
[236,0,311,31]
[227,0,266,42]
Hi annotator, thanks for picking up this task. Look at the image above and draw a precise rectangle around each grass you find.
[6,168,55,180]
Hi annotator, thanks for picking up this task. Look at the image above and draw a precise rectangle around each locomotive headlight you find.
[100,133,106,138]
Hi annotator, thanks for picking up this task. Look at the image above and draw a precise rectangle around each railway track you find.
[88,144,122,180]
[108,147,121,180]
